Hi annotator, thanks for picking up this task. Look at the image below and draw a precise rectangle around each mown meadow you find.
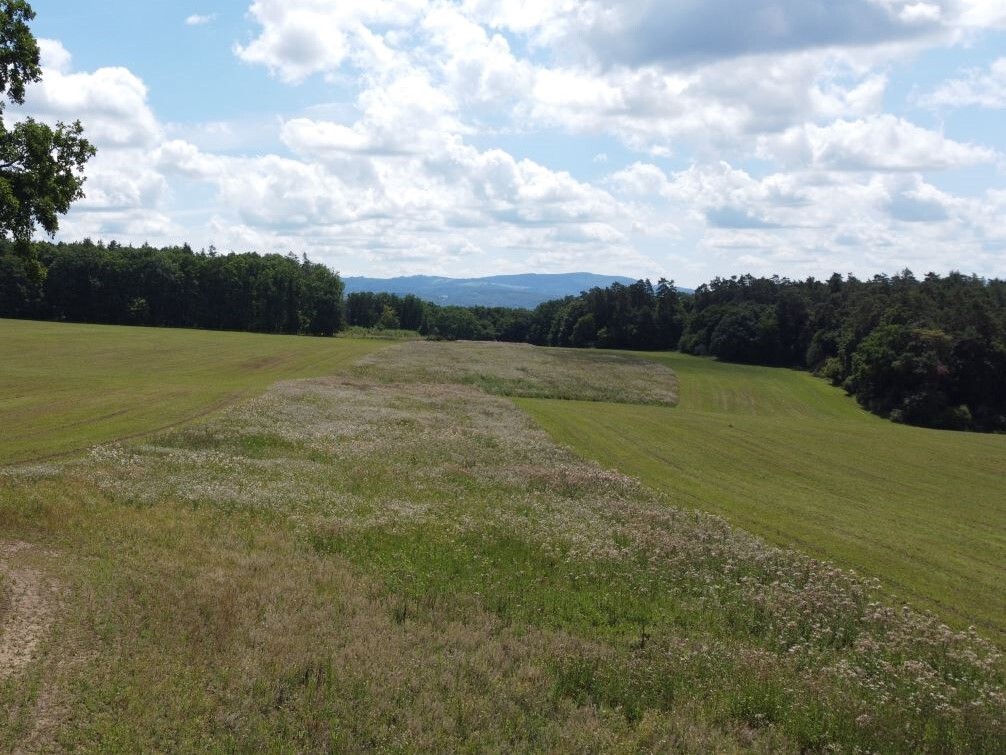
[0,320,388,464]
[1,330,1003,752]
[521,351,1006,643]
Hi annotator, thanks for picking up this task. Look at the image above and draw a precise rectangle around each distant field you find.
[353,340,679,405]
[0,319,389,464]
[519,351,1006,640]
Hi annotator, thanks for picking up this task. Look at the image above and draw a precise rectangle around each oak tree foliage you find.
[0,0,95,276]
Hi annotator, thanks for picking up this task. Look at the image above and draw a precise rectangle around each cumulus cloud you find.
[234,0,425,82]
[486,0,1006,64]
[887,192,950,222]
[758,115,999,171]
[234,0,908,157]
[14,40,176,244]
[282,73,463,157]
[231,0,1000,163]
[544,0,938,68]
[918,57,1006,109]
[601,157,1005,279]
[37,38,72,73]
[525,52,891,156]
[898,2,943,24]
[152,103,638,274]
[25,39,161,148]
[75,150,170,213]
[954,0,1006,30]
[705,207,783,230]
[166,123,622,234]
[422,4,534,108]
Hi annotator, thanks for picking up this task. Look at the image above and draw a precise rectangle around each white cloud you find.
[233,1,906,159]
[229,0,1001,166]
[13,41,176,244]
[152,117,641,276]
[758,115,999,171]
[463,0,965,70]
[75,149,170,212]
[607,162,675,198]
[234,0,426,83]
[954,0,1006,30]
[522,51,892,157]
[26,39,161,148]
[599,157,1006,279]
[284,72,464,158]
[37,38,72,73]
[185,14,217,27]
[899,2,943,23]
[422,5,534,108]
[918,57,1006,109]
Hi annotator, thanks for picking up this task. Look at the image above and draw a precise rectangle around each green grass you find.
[0,319,390,464]
[0,338,1002,751]
[518,350,1006,640]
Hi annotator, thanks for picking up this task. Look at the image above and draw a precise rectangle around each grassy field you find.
[519,351,1006,641]
[0,319,390,464]
[0,336,1002,751]
[353,340,679,405]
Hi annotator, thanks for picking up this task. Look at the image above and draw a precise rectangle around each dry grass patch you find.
[354,340,679,405]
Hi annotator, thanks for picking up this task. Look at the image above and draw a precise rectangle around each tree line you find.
[676,271,1006,431]
[0,240,344,335]
[345,290,534,342]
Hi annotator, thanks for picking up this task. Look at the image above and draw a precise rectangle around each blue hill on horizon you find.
[343,272,691,308]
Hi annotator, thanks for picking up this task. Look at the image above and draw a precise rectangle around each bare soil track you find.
[0,542,57,682]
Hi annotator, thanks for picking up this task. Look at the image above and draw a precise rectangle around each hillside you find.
[521,351,1006,641]
[0,320,388,463]
[343,272,647,308]
[0,330,1002,752]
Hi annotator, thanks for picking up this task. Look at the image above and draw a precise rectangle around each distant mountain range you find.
[343,273,691,308]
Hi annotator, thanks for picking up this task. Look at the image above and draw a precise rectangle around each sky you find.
[17,0,1006,286]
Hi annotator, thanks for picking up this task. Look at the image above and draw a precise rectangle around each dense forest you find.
[2,241,1004,431]
[522,272,1006,432]
[0,240,344,335]
[345,290,534,343]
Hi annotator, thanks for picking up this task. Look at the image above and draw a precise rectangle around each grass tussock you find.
[0,341,1002,752]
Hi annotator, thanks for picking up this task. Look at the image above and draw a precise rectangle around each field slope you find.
[0,319,389,464]
[519,351,1006,640]
[0,340,1002,751]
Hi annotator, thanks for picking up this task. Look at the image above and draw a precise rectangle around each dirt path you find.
[0,542,56,681]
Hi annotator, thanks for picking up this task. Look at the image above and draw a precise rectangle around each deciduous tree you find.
[0,1,94,278]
